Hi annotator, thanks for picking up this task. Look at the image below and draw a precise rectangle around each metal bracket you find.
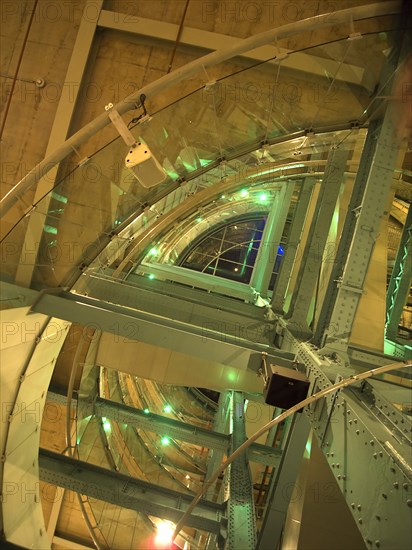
[105,102,136,147]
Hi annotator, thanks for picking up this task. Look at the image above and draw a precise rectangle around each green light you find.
[103,420,111,431]
[221,194,226,199]
[163,166,179,179]
[51,191,68,204]
[240,189,249,198]
[163,405,172,413]
[259,192,268,202]
[161,436,171,446]
[144,408,150,414]
[196,217,203,222]
[149,247,158,256]
[227,371,236,382]
[102,417,107,422]
[44,225,58,235]
[148,274,155,280]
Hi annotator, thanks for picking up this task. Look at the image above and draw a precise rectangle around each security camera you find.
[125,141,167,188]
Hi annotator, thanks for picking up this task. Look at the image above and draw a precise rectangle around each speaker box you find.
[125,141,167,188]
[264,364,310,410]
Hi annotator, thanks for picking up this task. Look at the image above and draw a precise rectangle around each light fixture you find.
[154,521,175,547]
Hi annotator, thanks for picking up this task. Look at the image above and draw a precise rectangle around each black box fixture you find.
[264,365,310,411]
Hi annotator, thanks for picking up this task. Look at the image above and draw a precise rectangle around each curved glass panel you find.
[1,31,400,290]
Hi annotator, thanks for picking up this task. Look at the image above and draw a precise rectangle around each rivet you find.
[370,440,374,445]
[375,541,380,547]
[407,499,412,507]
[356,430,360,435]
[393,482,399,489]
[373,453,378,458]
[351,502,355,508]
[337,475,341,480]
[359,518,363,524]
[357,504,361,511]
[382,493,387,499]
[376,515,381,521]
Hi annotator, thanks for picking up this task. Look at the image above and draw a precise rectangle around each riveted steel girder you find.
[92,397,282,467]
[249,183,295,298]
[271,177,315,313]
[286,148,349,329]
[39,449,225,534]
[227,392,257,550]
[385,203,412,341]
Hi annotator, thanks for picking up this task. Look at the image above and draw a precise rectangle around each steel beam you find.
[38,449,225,534]
[313,119,381,346]
[137,261,258,302]
[79,271,270,341]
[317,24,411,356]
[123,272,266,320]
[15,0,104,288]
[249,183,295,298]
[30,290,280,370]
[97,12,366,87]
[385,203,412,341]
[227,392,257,550]
[256,414,310,550]
[297,349,412,550]
[271,178,315,313]
[92,397,281,467]
[287,148,349,329]
[205,391,231,501]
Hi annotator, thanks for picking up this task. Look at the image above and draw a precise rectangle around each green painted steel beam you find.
[93,397,282,467]
[313,119,381,347]
[249,183,295,298]
[227,392,257,550]
[271,177,315,313]
[318,27,410,358]
[286,147,349,330]
[256,414,310,550]
[38,448,225,534]
[385,204,412,341]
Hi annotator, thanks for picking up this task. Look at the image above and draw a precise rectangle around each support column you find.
[205,392,231,500]
[227,392,257,550]
[317,22,410,357]
[249,183,295,298]
[385,203,412,341]
[313,120,380,346]
[271,178,315,313]
[256,414,310,550]
[287,148,349,330]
